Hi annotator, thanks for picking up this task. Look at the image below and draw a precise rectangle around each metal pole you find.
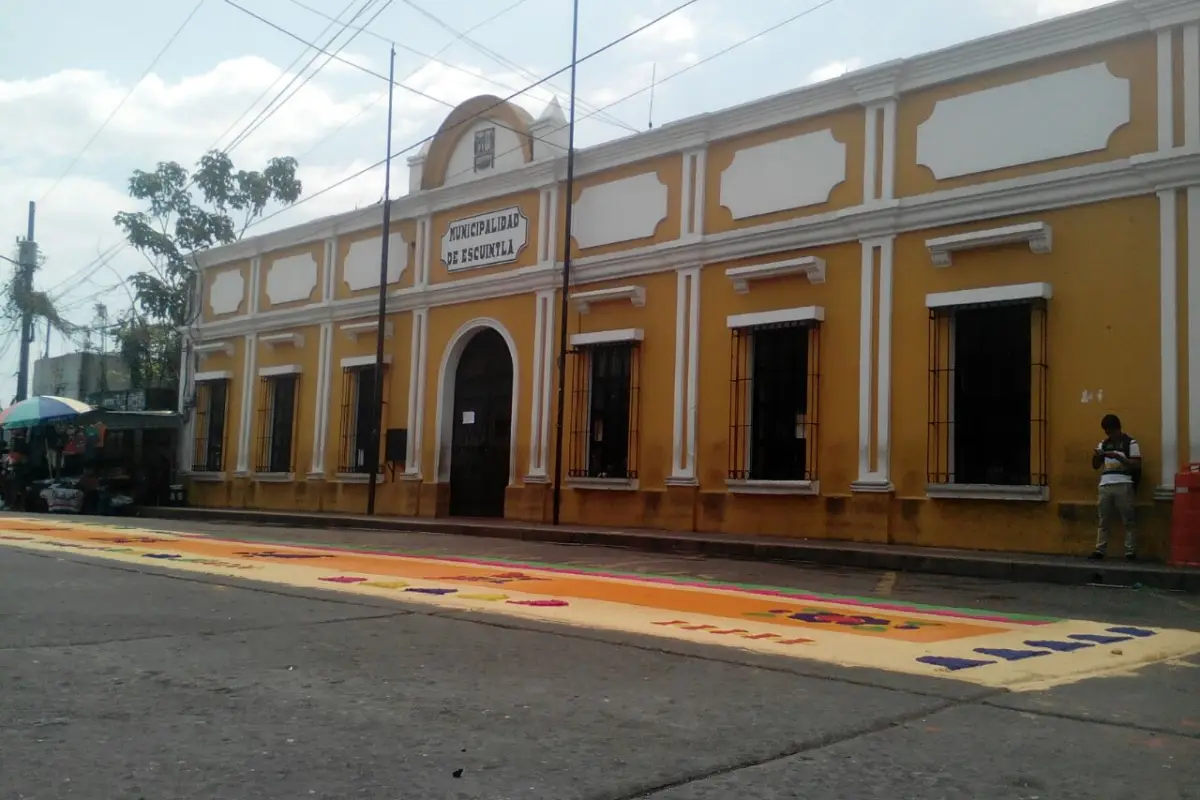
[366,45,397,516]
[15,201,37,402]
[551,0,581,525]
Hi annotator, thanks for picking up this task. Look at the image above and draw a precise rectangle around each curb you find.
[140,507,1200,593]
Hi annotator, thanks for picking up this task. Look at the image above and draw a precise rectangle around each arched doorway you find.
[448,328,513,517]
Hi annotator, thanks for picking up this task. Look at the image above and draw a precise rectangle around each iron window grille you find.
[338,364,388,474]
[474,127,496,172]
[927,298,1048,487]
[567,342,641,480]
[255,373,299,473]
[191,378,229,473]
[728,320,821,482]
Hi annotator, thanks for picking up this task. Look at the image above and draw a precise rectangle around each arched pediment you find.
[421,95,535,190]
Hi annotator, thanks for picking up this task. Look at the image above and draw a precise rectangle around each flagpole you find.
[550,0,581,525]
[366,44,396,516]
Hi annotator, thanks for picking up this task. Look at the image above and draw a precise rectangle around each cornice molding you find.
[188,147,1200,341]
[192,0,1200,272]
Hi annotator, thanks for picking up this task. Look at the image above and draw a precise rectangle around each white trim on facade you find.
[258,364,302,377]
[568,328,644,347]
[854,236,896,491]
[1158,190,1179,493]
[880,99,897,201]
[1158,28,1176,150]
[261,332,304,349]
[190,151,1200,343]
[726,306,825,329]
[405,308,429,475]
[876,236,895,486]
[927,483,1050,502]
[570,285,646,313]
[1184,24,1200,147]
[191,0,1200,270]
[856,242,876,485]
[194,370,234,382]
[527,291,553,479]
[340,354,393,369]
[670,267,701,483]
[234,333,258,474]
[309,322,333,477]
[341,320,393,340]
[925,282,1053,308]
[194,341,233,358]
[249,257,262,316]
[863,105,879,203]
[725,256,826,293]
[323,237,337,301]
[926,222,1052,267]
[726,479,820,496]
[433,318,521,485]
[1189,185,1200,462]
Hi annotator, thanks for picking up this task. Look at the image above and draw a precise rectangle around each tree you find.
[113,150,302,393]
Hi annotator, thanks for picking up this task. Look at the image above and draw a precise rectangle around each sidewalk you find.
[141,506,1200,593]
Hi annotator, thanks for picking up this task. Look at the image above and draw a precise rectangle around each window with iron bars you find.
[567,342,641,480]
[255,373,299,474]
[191,378,229,473]
[728,321,821,483]
[927,299,1048,488]
[338,365,387,474]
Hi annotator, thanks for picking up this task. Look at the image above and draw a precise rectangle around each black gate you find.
[448,328,513,517]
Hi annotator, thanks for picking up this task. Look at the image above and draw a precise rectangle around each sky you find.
[0,0,1115,403]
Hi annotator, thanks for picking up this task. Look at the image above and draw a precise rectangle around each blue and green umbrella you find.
[0,395,92,429]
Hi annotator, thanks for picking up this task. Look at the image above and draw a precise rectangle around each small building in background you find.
[32,352,132,402]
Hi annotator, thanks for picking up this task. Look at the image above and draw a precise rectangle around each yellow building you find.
[183,0,1200,558]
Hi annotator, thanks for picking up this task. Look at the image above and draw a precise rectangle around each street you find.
[1,515,1198,799]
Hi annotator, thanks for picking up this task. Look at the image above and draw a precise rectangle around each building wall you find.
[182,0,1200,558]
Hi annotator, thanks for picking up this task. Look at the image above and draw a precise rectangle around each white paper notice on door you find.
[462,411,475,424]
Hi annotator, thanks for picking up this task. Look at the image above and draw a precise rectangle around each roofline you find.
[194,0,1197,269]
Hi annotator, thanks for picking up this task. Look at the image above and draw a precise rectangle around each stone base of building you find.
[184,478,1173,559]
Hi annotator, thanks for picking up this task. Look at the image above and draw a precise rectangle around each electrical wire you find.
[208,0,363,154]
[236,0,704,235]
[296,0,535,161]
[44,0,390,305]
[286,0,640,135]
[44,0,703,316]
[225,0,393,154]
[437,0,845,187]
[37,0,208,205]
[221,0,683,151]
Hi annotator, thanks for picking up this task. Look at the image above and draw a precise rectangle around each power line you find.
[209,0,363,154]
[43,1,390,306]
[238,0,703,235]
[286,0,640,135]
[438,0,845,186]
[225,0,393,154]
[221,0,649,151]
[44,0,702,316]
[38,0,208,205]
[295,0,535,161]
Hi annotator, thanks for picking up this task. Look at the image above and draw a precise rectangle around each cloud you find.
[631,10,698,45]
[807,58,864,84]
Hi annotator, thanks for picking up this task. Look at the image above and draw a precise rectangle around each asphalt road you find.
[1,524,1198,799]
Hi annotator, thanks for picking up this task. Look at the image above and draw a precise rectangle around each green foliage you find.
[113,150,302,389]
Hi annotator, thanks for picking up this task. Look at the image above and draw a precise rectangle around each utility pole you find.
[366,44,397,516]
[551,0,582,525]
[15,201,37,402]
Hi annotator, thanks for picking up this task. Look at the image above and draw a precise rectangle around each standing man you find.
[1090,413,1142,561]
